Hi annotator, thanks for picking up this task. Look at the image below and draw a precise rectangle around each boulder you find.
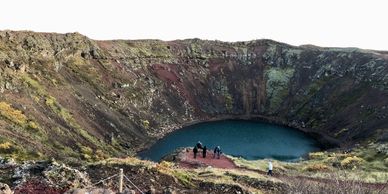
[43,161,91,188]
[0,157,16,168]
[163,187,176,194]
[0,183,13,194]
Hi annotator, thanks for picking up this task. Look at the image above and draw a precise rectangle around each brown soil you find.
[178,149,237,169]
[14,179,68,194]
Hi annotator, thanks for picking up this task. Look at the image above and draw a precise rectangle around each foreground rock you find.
[0,183,13,194]
[0,160,89,194]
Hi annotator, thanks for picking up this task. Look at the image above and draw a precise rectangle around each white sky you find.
[1,0,388,50]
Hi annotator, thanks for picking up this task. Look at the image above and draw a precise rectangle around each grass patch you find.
[0,101,42,133]
[0,139,43,161]
[303,163,330,172]
[0,141,13,153]
[228,156,288,172]
[0,101,27,126]
[45,95,101,147]
[308,152,326,160]
[156,161,195,187]
[340,156,365,169]
[225,93,233,112]
[21,74,47,96]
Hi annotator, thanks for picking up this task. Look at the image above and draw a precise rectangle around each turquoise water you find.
[139,120,320,161]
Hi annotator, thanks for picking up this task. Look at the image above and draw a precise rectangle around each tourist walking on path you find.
[202,146,207,158]
[193,146,198,159]
[267,159,273,176]
[213,146,221,159]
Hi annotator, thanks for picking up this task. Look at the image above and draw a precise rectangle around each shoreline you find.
[136,114,341,157]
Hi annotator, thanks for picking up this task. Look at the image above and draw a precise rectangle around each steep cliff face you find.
[0,31,387,161]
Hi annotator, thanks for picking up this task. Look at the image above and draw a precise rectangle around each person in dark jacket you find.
[193,146,198,159]
[196,141,203,149]
[213,146,221,159]
[202,146,207,158]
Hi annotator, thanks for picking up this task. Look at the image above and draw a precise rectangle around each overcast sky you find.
[1,0,387,50]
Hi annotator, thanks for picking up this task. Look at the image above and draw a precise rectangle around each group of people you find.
[192,141,222,159]
[191,141,274,176]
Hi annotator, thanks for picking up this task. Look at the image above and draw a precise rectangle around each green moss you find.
[66,55,86,66]
[141,119,150,129]
[0,101,27,126]
[78,144,94,161]
[21,74,47,96]
[308,152,327,160]
[45,96,101,147]
[45,96,75,125]
[0,139,44,161]
[265,67,294,111]
[113,40,173,58]
[156,161,195,187]
[225,94,233,112]
[20,75,102,152]
[172,170,195,187]
[0,101,43,137]
[0,141,13,153]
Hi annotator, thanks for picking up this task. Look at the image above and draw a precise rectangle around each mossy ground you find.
[88,157,284,193]
[230,143,388,184]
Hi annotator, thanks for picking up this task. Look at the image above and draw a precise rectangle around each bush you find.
[309,152,326,160]
[141,119,150,129]
[79,145,93,161]
[0,142,13,153]
[0,101,27,125]
[303,163,330,172]
[27,120,39,130]
[340,156,365,169]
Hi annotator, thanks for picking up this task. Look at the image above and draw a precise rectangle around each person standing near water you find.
[193,146,198,159]
[196,141,203,149]
[202,146,207,158]
[267,159,273,176]
[213,146,221,159]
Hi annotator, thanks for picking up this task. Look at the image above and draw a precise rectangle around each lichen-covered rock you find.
[10,161,90,191]
[0,183,13,194]
[0,157,16,169]
[43,161,91,188]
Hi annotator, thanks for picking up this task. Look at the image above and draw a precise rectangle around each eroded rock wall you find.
[0,31,387,160]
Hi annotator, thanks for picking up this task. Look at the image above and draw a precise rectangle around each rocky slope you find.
[0,30,387,161]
